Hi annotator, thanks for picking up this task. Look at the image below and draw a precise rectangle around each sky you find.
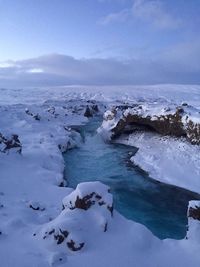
[0,0,200,87]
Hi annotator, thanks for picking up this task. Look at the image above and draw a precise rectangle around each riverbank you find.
[63,116,200,240]
[117,131,200,193]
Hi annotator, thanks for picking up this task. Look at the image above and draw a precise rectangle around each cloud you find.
[0,45,199,88]
[132,0,181,29]
[100,0,181,29]
[159,41,200,72]
[27,68,44,73]
[99,9,130,25]
[0,61,15,68]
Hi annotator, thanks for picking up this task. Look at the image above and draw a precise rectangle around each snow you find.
[36,181,114,265]
[0,84,200,266]
[62,181,113,209]
[117,132,200,193]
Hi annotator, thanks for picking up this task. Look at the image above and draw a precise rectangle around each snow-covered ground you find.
[117,132,200,193]
[0,85,200,267]
[1,84,200,107]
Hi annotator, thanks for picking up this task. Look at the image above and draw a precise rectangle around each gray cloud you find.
[99,0,181,29]
[0,46,200,88]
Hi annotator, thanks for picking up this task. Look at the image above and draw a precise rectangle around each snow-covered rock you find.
[187,201,200,243]
[117,131,200,193]
[36,182,113,253]
[100,103,200,144]
[0,133,22,154]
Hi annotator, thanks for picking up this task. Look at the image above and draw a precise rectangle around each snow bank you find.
[35,182,113,260]
[99,102,200,144]
[34,182,200,267]
[117,131,200,193]
[0,97,100,266]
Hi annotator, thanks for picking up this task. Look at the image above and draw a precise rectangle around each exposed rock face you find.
[84,104,99,117]
[100,104,200,145]
[187,201,200,241]
[36,182,113,253]
[62,181,114,216]
[57,127,82,153]
[67,240,85,251]
[185,120,200,145]
[84,106,93,117]
[188,204,200,221]
[112,108,185,137]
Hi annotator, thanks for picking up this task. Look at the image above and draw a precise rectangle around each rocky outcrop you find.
[185,120,200,145]
[28,201,45,211]
[100,104,200,145]
[188,202,200,221]
[62,185,113,216]
[36,182,113,253]
[57,127,82,153]
[187,201,200,241]
[84,104,99,117]
[0,133,22,153]
[25,108,41,121]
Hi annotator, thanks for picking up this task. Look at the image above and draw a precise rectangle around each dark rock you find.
[95,194,102,200]
[84,106,93,117]
[25,109,41,121]
[29,203,45,211]
[182,102,188,106]
[33,114,41,121]
[99,201,106,206]
[188,206,200,221]
[48,229,55,235]
[74,194,94,210]
[60,229,69,238]
[107,205,114,216]
[25,109,33,116]
[67,239,85,251]
[104,222,108,232]
[92,105,99,112]
[64,189,113,215]
[186,120,200,145]
[58,180,65,187]
[29,204,40,211]
[107,106,200,145]
[112,109,185,138]
[54,234,65,245]
[0,133,22,154]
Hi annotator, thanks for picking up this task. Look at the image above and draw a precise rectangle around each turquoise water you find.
[63,116,200,240]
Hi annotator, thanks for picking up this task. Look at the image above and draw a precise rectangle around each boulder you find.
[187,201,200,242]
[84,104,99,117]
[0,133,22,154]
[188,202,200,221]
[36,182,113,253]
[25,108,41,121]
[84,106,93,117]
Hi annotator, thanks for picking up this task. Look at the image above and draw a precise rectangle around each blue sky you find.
[0,0,200,86]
